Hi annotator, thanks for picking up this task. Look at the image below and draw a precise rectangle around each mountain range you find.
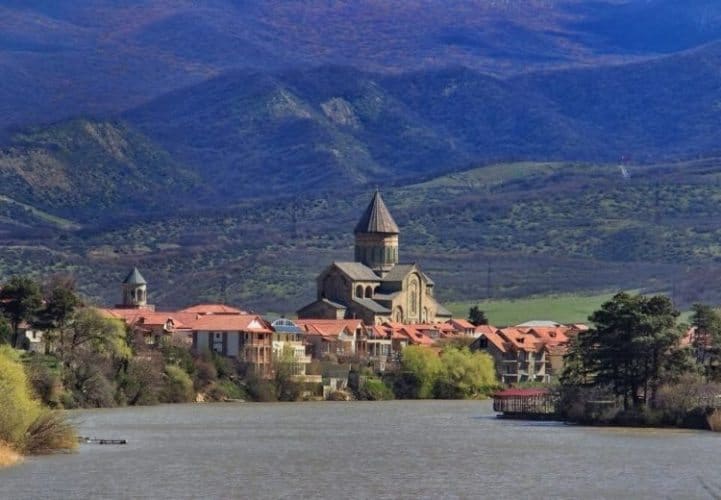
[3,1,721,312]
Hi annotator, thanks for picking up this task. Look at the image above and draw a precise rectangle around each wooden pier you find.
[492,388,559,420]
[78,437,127,445]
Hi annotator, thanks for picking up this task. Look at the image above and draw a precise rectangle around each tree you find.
[399,346,443,398]
[273,345,301,401]
[57,308,130,365]
[568,292,683,410]
[690,303,721,380]
[0,316,12,345]
[468,305,488,326]
[36,279,81,354]
[0,276,43,348]
[434,347,497,399]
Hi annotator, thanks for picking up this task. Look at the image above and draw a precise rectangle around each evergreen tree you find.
[570,292,682,410]
[468,305,488,326]
[0,276,43,348]
[690,303,721,380]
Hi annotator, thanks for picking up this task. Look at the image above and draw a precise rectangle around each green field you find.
[446,292,622,327]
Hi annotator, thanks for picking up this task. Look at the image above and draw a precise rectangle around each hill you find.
[0,159,718,315]
[123,46,721,196]
[3,0,721,130]
[0,120,200,219]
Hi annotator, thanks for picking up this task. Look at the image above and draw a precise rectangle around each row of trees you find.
[0,275,259,408]
[352,344,497,401]
[560,292,721,426]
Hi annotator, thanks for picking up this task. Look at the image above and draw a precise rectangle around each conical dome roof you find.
[354,190,399,234]
[123,267,147,285]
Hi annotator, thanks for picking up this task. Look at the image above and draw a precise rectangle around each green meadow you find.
[447,292,623,327]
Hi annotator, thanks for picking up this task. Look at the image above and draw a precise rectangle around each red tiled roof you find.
[449,319,475,330]
[480,329,508,353]
[100,309,191,330]
[295,319,363,338]
[177,304,248,315]
[474,324,498,336]
[493,388,550,398]
[186,314,272,333]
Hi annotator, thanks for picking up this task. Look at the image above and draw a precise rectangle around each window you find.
[212,332,223,353]
[356,285,363,298]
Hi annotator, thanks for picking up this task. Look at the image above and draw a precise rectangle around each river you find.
[1,400,720,499]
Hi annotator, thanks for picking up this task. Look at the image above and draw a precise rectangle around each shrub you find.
[434,347,497,399]
[161,365,194,403]
[213,355,235,379]
[23,412,76,455]
[206,380,247,401]
[25,357,63,408]
[193,359,218,391]
[160,342,195,375]
[400,346,442,399]
[357,378,394,401]
[0,346,76,455]
[0,346,42,447]
[79,372,116,408]
[327,390,350,401]
[244,375,277,402]
[119,358,162,406]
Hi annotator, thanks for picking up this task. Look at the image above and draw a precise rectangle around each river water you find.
[2,400,720,499]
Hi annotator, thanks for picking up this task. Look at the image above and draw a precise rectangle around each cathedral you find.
[297,191,452,325]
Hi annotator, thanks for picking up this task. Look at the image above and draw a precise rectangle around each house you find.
[471,326,550,384]
[19,322,46,353]
[270,318,313,380]
[102,309,192,346]
[471,322,584,384]
[447,319,476,336]
[189,314,274,378]
[295,319,364,360]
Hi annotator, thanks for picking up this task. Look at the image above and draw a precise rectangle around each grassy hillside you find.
[446,292,621,326]
[0,159,715,314]
[120,45,721,197]
[0,120,200,218]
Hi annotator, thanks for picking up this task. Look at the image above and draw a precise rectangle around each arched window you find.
[365,286,373,298]
[409,280,418,315]
[356,285,364,298]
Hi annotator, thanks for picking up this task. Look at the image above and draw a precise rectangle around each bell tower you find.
[354,190,399,276]
[119,267,151,309]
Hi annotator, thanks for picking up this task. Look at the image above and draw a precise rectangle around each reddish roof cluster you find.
[100,303,269,334]
[479,324,584,355]
[102,309,192,331]
[295,319,364,338]
[177,304,248,315]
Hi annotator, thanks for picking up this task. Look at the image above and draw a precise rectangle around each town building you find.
[270,318,313,379]
[471,323,583,384]
[297,191,452,325]
[189,313,274,378]
[103,269,274,377]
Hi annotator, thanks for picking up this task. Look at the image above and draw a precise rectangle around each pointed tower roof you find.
[123,267,147,285]
[354,190,399,234]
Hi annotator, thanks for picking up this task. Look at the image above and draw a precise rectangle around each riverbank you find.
[0,442,22,468]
